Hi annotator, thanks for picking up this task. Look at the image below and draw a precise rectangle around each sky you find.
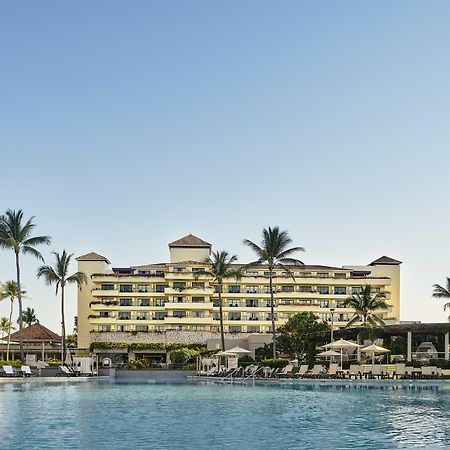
[1,1,450,333]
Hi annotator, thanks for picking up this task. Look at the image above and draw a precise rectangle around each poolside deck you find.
[0,376,110,384]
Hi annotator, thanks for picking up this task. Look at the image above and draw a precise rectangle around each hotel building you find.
[76,234,401,352]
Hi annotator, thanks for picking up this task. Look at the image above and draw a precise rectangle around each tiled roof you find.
[6,323,61,342]
[369,256,402,266]
[76,252,111,264]
[168,234,211,248]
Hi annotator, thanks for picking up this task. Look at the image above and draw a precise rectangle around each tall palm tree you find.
[37,250,87,362]
[432,278,450,311]
[344,285,388,328]
[0,209,51,362]
[243,226,304,359]
[0,281,24,361]
[194,251,243,350]
[19,307,39,327]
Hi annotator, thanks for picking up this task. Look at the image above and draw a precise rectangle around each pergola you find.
[335,322,450,362]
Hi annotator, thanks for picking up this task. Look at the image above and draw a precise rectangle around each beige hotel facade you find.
[76,234,401,352]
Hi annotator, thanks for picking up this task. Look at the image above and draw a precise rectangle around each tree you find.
[243,226,304,358]
[0,281,24,361]
[37,250,87,362]
[432,278,450,312]
[0,209,51,362]
[344,285,388,329]
[276,312,329,364]
[194,251,243,350]
[19,307,39,327]
[0,317,15,340]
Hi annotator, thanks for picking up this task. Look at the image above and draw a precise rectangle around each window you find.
[155,285,166,293]
[118,312,131,320]
[192,297,205,303]
[229,326,241,332]
[352,287,363,294]
[266,313,277,321]
[228,299,240,307]
[117,325,130,332]
[247,326,260,332]
[99,311,109,318]
[173,282,186,290]
[155,299,165,307]
[139,299,150,307]
[192,311,204,318]
[228,312,241,321]
[136,325,148,332]
[228,285,241,293]
[174,296,186,303]
[212,299,220,307]
[101,284,114,290]
[155,325,165,332]
[248,312,259,321]
[119,284,133,293]
[138,285,149,293]
[246,299,258,307]
[299,272,311,277]
[98,325,111,332]
[119,299,133,307]
[154,312,167,320]
[317,272,329,278]
[174,267,186,273]
[264,271,275,276]
[299,286,312,293]
[213,312,220,320]
[334,273,347,278]
[317,286,329,294]
[264,286,275,294]
[136,313,149,320]
[280,299,294,305]
[281,286,294,292]
[192,282,205,289]
[319,300,329,308]
[246,286,258,293]
[264,300,276,307]
[246,271,259,276]
[372,287,381,293]
[191,326,205,331]
[192,267,204,272]
[173,311,186,318]
[334,287,347,295]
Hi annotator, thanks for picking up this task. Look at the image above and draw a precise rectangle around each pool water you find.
[0,380,449,449]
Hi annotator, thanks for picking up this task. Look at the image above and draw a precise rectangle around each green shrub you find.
[170,347,200,363]
[0,360,22,368]
[428,359,450,369]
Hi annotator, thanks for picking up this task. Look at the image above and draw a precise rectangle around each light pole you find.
[330,307,336,342]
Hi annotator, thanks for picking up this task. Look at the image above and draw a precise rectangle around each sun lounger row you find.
[1,365,35,377]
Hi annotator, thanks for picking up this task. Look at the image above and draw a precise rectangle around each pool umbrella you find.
[65,350,73,367]
[323,339,362,367]
[361,344,390,365]
[317,350,341,357]
[227,346,251,357]
[215,351,238,357]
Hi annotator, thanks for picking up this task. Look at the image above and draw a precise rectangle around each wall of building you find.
[169,247,210,263]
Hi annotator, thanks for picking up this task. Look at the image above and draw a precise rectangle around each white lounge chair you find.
[276,364,294,378]
[394,363,406,379]
[21,366,33,377]
[2,365,15,377]
[348,365,362,379]
[371,365,387,379]
[326,363,340,379]
[305,364,324,378]
[296,365,309,378]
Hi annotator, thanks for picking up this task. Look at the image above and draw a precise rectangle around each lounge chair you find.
[275,364,294,378]
[20,366,34,377]
[394,363,406,379]
[421,366,438,379]
[370,365,387,379]
[326,363,340,379]
[405,366,414,379]
[2,365,15,377]
[348,365,362,379]
[305,364,325,378]
[59,365,76,377]
[296,365,309,378]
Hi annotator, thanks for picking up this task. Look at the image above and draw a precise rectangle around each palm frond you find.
[22,246,44,261]
[66,272,89,288]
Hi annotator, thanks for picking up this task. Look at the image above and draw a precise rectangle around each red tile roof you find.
[76,252,111,264]
[168,234,211,248]
[369,256,402,266]
[7,323,61,342]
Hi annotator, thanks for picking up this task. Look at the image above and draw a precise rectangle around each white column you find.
[445,332,449,361]
[407,331,412,362]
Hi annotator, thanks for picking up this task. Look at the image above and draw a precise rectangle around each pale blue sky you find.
[1,2,450,331]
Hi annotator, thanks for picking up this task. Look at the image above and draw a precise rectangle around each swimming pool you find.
[0,379,449,449]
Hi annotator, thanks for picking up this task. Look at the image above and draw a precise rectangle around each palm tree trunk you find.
[61,285,66,363]
[218,285,225,351]
[270,274,276,359]
[15,251,24,363]
[7,300,13,361]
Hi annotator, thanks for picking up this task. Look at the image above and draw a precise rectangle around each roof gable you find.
[369,256,402,266]
[168,234,211,248]
[76,252,111,264]
[7,323,61,342]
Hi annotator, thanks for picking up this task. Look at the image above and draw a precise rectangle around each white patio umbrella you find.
[227,346,251,357]
[215,350,238,357]
[361,344,390,365]
[65,350,73,367]
[323,339,362,367]
[317,350,341,357]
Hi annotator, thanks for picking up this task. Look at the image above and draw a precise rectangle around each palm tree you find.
[432,278,450,311]
[0,281,24,361]
[0,317,15,340]
[344,285,388,329]
[194,251,243,350]
[0,209,51,362]
[19,307,39,327]
[37,250,87,362]
[243,226,304,358]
